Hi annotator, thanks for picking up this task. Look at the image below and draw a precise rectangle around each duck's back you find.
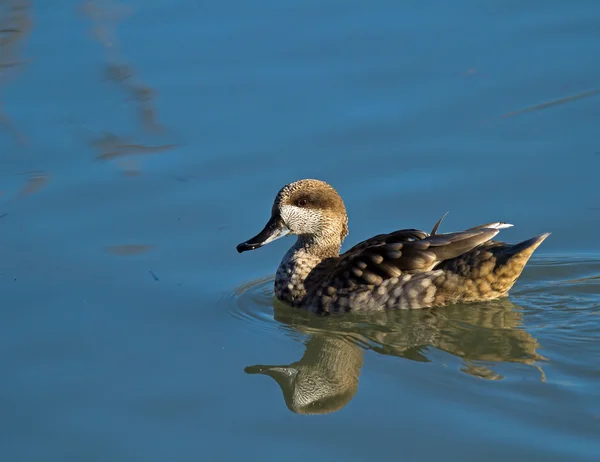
[306,224,549,313]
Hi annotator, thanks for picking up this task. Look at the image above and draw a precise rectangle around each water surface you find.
[2,0,600,461]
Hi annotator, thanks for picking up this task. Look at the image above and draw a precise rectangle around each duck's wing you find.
[331,226,504,288]
[343,229,429,254]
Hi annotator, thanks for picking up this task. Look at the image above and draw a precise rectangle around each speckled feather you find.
[238,179,550,313]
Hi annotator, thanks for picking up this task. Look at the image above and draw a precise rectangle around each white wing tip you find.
[493,222,514,230]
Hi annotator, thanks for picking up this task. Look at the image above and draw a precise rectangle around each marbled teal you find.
[237,179,549,313]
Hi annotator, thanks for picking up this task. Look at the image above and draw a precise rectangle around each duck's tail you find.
[491,232,551,292]
[500,233,551,260]
[430,232,550,306]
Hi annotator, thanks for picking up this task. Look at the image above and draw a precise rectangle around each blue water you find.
[2,0,600,461]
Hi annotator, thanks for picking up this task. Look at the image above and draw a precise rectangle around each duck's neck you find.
[274,236,341,306]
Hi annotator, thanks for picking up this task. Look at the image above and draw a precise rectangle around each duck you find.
[236,179,549,314]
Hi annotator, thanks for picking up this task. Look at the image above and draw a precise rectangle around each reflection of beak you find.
[236,215,290,253]
[244,365,298,387]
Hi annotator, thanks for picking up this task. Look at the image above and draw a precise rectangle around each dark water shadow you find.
[78,0,178,175]
[80,0,163,134]
[0,0,32,145]
[244,298,546,415]
[501,87,600,119]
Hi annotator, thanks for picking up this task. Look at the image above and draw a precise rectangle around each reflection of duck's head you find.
[245,335,363,415]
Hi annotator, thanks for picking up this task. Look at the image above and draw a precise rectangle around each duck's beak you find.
[237,215,290,253]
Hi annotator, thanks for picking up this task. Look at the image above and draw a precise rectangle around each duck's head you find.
[236,179,348,254]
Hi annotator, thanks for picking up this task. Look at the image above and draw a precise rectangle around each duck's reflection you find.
[245,298,546,414]
[246,334,364,415]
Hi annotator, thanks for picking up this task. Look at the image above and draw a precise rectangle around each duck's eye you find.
[297,198,308,207]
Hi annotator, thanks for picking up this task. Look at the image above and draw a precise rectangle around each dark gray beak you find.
[236,215,290,253]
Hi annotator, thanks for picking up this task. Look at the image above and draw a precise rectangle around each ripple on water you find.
[227,276,280,334]
[514,254,600,321]
[506,255,600,384]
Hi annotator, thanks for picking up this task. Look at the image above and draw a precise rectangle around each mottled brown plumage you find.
[237,179,550,313]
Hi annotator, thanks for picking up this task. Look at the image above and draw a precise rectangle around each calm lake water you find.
[2,0,600,460]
